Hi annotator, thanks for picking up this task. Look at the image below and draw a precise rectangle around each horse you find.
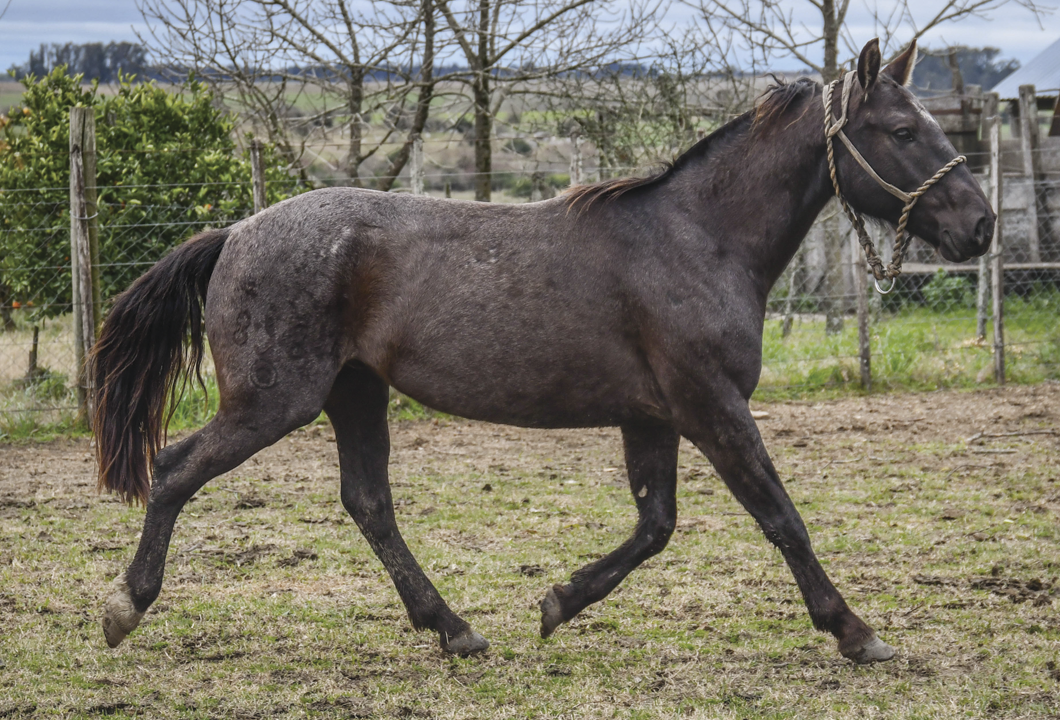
[93,39,994,664]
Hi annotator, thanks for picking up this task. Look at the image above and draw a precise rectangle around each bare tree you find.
[138,0,433,187]
[540,25,760,179]
[692,0,1048,84]
[433,0,659,201]
[688,0,1048,333]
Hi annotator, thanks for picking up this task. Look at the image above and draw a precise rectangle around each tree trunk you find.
[473,0,492,202]
[473,75,492,201]
[821,0,839,83]
[345,75,365,187]
[378,0,436,192]
[0,282,15,332]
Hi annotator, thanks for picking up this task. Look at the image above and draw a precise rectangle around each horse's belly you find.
[384,339,657,429]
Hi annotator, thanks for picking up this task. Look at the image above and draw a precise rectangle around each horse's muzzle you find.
[938,206,995,262]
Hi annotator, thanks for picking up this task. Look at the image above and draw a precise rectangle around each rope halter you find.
[823,70,966,293]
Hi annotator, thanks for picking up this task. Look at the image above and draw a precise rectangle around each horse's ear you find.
[884,38,919,87]
[857,38,882,92]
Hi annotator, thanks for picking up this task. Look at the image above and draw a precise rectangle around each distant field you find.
[0,82,24,113]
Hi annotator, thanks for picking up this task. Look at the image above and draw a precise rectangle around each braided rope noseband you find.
[823,70,966,293]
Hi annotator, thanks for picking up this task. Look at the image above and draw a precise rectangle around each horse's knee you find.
[758,507,811,551]
[340,486,394,538]
[643,506,676,556]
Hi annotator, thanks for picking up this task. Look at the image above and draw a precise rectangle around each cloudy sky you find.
[0,0,1056,76]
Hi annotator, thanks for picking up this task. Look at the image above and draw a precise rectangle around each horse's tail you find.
[92,227,229,506]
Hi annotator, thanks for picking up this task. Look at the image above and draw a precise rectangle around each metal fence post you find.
[250,139,267,214]
[988,115,1005,384]
[410,133,425,195]
[70,107,99,426]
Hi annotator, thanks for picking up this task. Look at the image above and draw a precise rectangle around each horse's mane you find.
[752,77,820,134]
[564,77,820,213]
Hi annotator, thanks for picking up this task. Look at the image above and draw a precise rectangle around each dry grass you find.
[1,384,1059,718]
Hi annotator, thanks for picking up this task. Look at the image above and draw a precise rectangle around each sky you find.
[0,0,1056,77]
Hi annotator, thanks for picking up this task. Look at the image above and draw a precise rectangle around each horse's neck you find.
[676,107,833,291]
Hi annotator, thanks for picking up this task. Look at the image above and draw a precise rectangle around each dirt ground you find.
[4,382,1057,501]
[2,383,1059,718]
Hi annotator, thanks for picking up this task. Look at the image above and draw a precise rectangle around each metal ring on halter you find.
[874,276,896,295]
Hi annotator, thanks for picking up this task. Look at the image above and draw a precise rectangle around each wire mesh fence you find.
[2,139,1058,429]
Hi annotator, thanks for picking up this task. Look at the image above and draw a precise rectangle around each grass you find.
[757,292,1060,400]
[1,387,1059,717]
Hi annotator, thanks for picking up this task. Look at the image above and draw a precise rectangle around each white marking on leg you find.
[102,572,146,648]
[638,486,648,498]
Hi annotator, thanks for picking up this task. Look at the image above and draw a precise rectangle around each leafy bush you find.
[921,269,974,311]
[0,68,302,318]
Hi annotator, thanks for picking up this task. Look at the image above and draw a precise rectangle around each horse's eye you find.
[893,128,914,143]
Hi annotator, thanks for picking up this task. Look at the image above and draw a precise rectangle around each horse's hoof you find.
[441,629,490,656]
[101,573,145,648]
[539,585,565,638]
[843,635,895,664]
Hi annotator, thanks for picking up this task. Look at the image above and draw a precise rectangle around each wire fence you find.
[2,138,1058,428]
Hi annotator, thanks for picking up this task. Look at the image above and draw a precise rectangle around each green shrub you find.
[921,269,974,311]
[0,68,302,318]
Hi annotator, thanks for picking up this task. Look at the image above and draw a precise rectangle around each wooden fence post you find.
[410,133,425,195]
[988,115,1005,384]
[250,139,267,214]
[70,107,99,426]
[853,231,871,390]
[977,93,999,341]
[1017,85,1041,262]
[822,208,844,335]
[569,130,582,187]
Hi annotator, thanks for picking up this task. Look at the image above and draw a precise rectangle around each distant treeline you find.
[8,42,152,83]
[5,42,724,85]
[911,47,1019,93]
[7,41,1021,93]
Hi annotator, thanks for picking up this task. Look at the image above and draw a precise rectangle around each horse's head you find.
[833,39,995,263]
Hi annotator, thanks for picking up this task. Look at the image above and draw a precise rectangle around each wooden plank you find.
[1017,85,1041,262]
[410,133,424,195]
[250,139,267,214]
[900,262,1060,274]
[981,93,999,144]
[569,130,582,187]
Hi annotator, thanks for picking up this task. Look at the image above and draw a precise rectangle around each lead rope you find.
[823,71,966,293]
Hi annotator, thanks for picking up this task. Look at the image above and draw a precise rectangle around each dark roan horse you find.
[94,39,994,664]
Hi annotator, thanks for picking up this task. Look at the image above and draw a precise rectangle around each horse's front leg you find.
[677,386,893,664]
[540,422,680,637]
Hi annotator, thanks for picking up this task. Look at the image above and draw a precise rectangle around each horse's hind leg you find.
[325,363,488,656]
[102,388,328,647]
[540,423,680,638]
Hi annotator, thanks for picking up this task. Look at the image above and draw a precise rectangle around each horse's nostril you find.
[975,215,993,247]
